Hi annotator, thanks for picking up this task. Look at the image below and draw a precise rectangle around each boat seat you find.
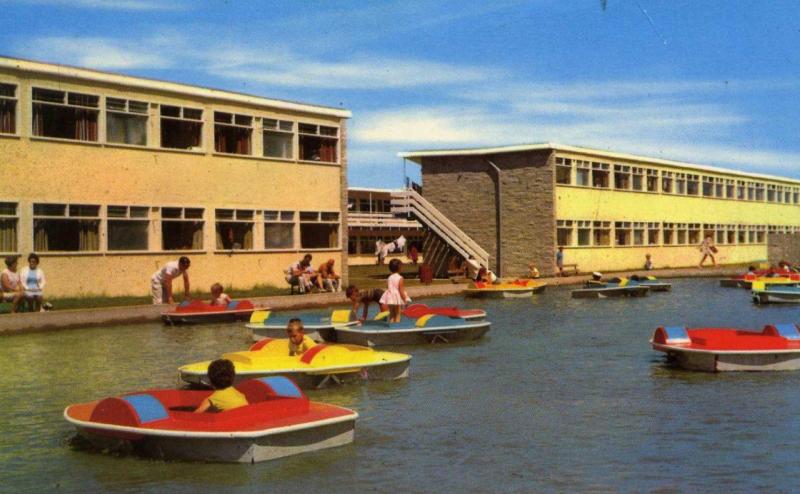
[236,377,306,403]
[90,393,169,427]
[763,323,800,340]
[652,326,691,345]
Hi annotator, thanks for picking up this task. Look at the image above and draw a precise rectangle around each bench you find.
[560,264,579,276]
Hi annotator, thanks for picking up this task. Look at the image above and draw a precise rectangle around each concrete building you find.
[347,187,423,265]
[400,143,800,276]
[0,56,350,298]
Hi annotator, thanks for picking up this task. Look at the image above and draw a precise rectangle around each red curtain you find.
[0,100,14,134]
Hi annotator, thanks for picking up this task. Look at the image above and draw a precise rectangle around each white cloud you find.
[23,36,172,69]
[4,0,185,10]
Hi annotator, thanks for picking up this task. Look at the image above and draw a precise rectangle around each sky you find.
[2,0,800,188]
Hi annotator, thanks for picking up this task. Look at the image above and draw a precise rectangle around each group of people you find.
[1,254,47,313]
[346,258,411,323]
[447,255,497,284]
[286,254,341,294]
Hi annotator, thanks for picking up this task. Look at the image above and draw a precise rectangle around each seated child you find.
[194,359,248,413]
[209,282,232,306]
[287,318,317,356]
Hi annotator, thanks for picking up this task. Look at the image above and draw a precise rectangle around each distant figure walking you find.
[699,234,717,267]
[555,247,565,277]
[644,254,653,270]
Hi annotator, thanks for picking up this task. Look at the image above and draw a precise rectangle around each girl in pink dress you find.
[380,259,411,323]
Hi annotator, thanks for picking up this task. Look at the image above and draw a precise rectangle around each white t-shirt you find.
[152,261,184,284]
[1,269,20,291]
[465,259,481,279]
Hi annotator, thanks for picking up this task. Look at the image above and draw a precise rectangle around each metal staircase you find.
[390,189,490,275]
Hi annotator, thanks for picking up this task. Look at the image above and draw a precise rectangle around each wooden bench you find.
[560,264,579,276]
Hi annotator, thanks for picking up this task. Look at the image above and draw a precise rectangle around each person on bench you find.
[1,255,23,313]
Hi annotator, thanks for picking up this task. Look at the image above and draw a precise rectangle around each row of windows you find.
[555,157,800,204]
[347,197,393,213]
[0,202,340,253]
[555,219,797,247]
[0,82,339,163]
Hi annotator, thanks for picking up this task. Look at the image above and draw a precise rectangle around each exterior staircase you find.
[390,189,490,277]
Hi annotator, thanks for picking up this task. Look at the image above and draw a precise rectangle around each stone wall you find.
[768,233,800,265]
[420,150,556,276]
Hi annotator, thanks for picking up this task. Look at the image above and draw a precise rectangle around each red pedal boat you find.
[403,303,486,321]
[161,299,258,325]
[64,376,357,462]
[651,323,800,372]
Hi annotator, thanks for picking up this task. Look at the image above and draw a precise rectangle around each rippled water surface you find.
[3,279,800,493]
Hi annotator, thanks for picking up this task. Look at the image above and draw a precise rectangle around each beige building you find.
[0,56,350,298]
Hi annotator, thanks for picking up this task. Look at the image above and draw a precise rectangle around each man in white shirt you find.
[465,255,481,281]
[151,256,191,304]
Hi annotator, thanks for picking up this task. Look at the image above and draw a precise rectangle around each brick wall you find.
[420,150,556,276]
[768,233,800,265]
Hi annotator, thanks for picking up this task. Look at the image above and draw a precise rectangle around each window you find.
[714,178,724,198]
[747,225,756,244]
[663,223,674,245]
[747,182,755,201]
[106,98,148,146]
[215,209,254,250]
[646,169,659,192]
[107,205,149,250]
[348,235,358,255]
[214,112,252,155]
[555,157,572,184]
[593,221,610,246]
[676,223,688,245]
[0,202,17,252]
[298,123,338,163]
[592,162,609,188]
[686,174,699,195]
[575,160,591,186]
[263,118,293,159]
[577,221,591,246]
[613,164,630,190]
[776,186,784,203]
[264,210,295,249]
[647,223,659,245]
[675,173,686,194]
[556,220,573,246]
[737,180,746,200]
[715,224,725,244]
[756,225,766,243]
[725,179,735,199]
[661,171,673,193]
[32,87,99,141]
[755,183,765,201]
[688,223,701,245]
[794,188,800,204]
[358,235,376,255]
[161,207,204,250]
[33,203,100,251]
[160,105,203,150]
[300,211,340,248]
[615,221,631,246]
[632,167,644,191]
[726,225,736,244]
[0,83,16,134]
[767,184,776,202]
[702,177,714,197]
[785,187,793,204]
[738,226,747,244]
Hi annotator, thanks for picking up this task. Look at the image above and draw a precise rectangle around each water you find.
[2,279,800,493]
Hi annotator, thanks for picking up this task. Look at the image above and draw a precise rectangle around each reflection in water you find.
[3,279,800,492]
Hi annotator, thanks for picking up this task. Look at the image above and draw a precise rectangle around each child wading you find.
[380,259,411,323]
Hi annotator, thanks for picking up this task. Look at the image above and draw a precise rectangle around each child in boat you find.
[345,285,386,322]
[380,259,411,323]
[586,271,605,287]
[194,359,248,413]
[209,282,232,306]
[287,318,317,356]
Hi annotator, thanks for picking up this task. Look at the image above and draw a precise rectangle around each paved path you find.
[0,266,743,335]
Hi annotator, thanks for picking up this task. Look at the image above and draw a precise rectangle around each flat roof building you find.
[401,143,800,276]
[0,56,350,298]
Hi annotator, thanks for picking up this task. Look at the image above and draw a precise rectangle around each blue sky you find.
[3,0,800,187]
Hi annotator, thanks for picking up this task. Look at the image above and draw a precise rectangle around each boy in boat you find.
[209,282,232,306]
[346,285,386,322]
[287,318,317,356]
[586,271,606,287]
[194,359,248,413]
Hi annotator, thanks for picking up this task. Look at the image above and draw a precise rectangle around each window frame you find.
[106,97,149,147]
[106,204,151,252]
[215,208,255,251]
[31,86,100,143]
[0,201,18,254]
[264,210,296,251]
[32,202,101,252]
[0,82,18,135]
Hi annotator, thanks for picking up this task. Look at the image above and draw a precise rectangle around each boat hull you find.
[335,322,491,347]
[571,286,649,299]
[162,309,255,325]
[72,417,355,463]
[752,291,800,304]
[181,359,410,389]
[659,347,800,372]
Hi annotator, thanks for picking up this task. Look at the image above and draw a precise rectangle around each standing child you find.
[379,259,411,323]
[209,282,232,306]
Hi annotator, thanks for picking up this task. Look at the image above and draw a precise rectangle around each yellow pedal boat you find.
[179,338,411,389]
[463,279,547,298]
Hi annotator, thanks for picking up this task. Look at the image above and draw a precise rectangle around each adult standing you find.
[1,255,23,313]
[699,234,717,267]
[555,247,565,276]
[19,253,45,312]
[151,256,191,304]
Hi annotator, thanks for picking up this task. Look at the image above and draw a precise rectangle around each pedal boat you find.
[179,338,411,389]
[247,309,357,342]
[403,303,487,321]
[334,314,491,347]
[720,272,800,288]
[650,324,800,372]
[162,300,257,325]
[463,279,547,298]
[751,282,800,304]
[63,376,358,463]
[613,275,671,292]
[571,279,650,299]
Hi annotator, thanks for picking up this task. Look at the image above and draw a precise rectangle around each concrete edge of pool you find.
[0,266,743,335]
